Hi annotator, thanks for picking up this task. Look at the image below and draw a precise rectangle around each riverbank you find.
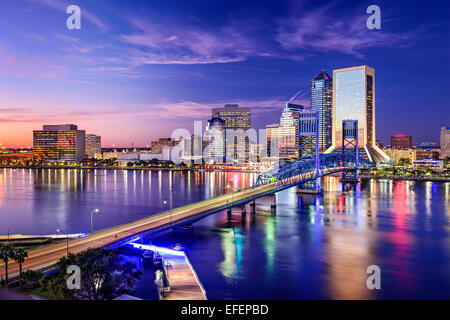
[0,165,261,173]
[360,175,450,182]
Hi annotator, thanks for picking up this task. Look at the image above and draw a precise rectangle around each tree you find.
[13,248,28,288]
[22,270,43,289]
[398,158,411,166]
[0,243,16,288]
[42,248,142,300]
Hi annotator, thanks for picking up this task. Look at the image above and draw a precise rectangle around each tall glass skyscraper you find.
[329,65,389,162]
[311,70,332,153]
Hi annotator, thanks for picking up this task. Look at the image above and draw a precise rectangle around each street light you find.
[227,184,237,204]
[90,208,100,233]
[163,196,173,224]
[57,228,69,257]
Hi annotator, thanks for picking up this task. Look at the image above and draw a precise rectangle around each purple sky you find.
[0,0,449,148]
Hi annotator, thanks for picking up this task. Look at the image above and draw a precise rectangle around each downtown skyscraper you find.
[328,65,390,163]
[311,70,333,153]
[212,104,251,161]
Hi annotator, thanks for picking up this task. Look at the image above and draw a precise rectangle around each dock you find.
[160,252,206,300]
[129,243,207,300]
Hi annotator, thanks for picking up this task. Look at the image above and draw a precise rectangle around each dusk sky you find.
[0,0,449,147]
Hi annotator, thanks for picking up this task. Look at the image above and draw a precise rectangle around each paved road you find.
[0,183,275,280]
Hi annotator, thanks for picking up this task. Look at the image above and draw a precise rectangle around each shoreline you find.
[0,165,261,174]
[360,175,450,182]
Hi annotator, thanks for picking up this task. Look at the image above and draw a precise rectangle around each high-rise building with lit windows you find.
[278,106,299,159]
[212,104,251,161]
[327,65,390,162]
[204,117,226,162]
[311,70,333,153]
[266,123,281,158]
[86,134,102,159]
[33,124,86,163]
[212,104,250,129]
[441,126,450,159]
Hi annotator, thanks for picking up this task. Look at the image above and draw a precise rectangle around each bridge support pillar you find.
[227,208,232,222]
[250,201,256,214]
[270,195,276,214]
[241,205,247,215]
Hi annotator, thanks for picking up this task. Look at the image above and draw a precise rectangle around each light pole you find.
[90,208,100,233]
[57,228,69,257]
[227,184,236,204]
[163,192,173,224]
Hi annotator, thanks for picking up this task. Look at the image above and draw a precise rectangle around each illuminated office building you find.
[212,104,251,129]
[204,117,226,162]
[33,124,86,163]
[311,70,333,152]
[266,123,281,158]
[278,106,299,159]
[328,65,390,162]
[85,134,102,159]
[391,135,412,150]
[212,104,251,160]
[441,127,450,159]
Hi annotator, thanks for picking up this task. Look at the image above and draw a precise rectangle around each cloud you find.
[275,3,421,58]
[118,17,272,65]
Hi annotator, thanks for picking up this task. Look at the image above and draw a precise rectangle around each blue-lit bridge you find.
[1,152,374,281]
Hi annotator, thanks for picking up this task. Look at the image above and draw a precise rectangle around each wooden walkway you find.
[161,253,207,300]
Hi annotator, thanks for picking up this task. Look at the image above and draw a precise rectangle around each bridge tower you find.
[341,120,360,182]
[297,109,321,193]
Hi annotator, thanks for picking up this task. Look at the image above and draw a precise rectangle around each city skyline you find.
[0,0,449,148]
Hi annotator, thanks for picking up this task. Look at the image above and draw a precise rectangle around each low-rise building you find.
[0,151,34,164]
[384,149,416,165]
[412,159,444,170]
[151,138,178,154]
[117,151,171,166]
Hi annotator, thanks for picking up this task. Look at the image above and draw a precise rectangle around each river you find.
[0,168,449,299]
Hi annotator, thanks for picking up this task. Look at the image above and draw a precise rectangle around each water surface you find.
[0,168,449,299]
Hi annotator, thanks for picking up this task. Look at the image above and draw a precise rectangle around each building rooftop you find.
[313,69,331,81]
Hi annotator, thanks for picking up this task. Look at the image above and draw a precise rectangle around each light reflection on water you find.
[143,176,450,299]
[0,168,256,235]
[0,169,449,299]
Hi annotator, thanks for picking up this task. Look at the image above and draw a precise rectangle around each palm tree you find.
[0,243,16,288]
[13,248,28,288]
